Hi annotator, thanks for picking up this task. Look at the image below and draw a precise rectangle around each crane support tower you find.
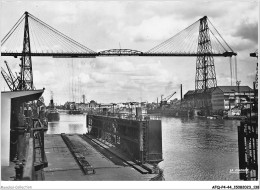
[195,16,217,90]
[20,11,34,90]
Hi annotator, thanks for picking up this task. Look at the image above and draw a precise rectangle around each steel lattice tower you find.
[195,16,217,90]
[250,50,258,89]
[255,62,258,89]
[20,11,34,90]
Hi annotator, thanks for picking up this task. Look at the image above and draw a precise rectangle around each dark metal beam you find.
[250,53,258,57]
[1,51,237,57]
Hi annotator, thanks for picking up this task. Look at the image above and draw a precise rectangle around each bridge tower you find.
[20,11,34,90]
[195,16,217,90]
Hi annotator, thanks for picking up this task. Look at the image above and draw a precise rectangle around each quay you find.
[2,133,159,181]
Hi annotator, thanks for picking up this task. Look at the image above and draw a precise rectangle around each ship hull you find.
[46,112,60,122]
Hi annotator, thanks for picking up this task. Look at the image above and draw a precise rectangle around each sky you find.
[0,0,258,105]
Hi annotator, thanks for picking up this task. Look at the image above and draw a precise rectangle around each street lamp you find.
[230,89,236,110]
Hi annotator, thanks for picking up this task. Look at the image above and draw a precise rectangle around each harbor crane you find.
[160,91,176,106]
[1,60,20,91]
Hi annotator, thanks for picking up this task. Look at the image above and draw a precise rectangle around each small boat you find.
[67,102,83,115]
[46,92,60,122]
[46,110,60,121]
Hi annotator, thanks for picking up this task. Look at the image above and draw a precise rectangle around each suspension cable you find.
[1,14,25,45]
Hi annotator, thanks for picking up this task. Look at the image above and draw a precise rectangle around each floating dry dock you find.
[87,113,163,165]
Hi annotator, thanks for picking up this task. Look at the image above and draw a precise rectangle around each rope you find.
[1,14,25,45]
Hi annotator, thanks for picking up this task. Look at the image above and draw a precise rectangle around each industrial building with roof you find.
[182,86,254,115]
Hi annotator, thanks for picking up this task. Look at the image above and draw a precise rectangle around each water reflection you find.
[159,116,240,181]
[46,113,87,134]
[68,123,84,133]
[48,122,60,134]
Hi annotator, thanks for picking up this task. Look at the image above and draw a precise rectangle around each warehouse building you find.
[183,86,254,115]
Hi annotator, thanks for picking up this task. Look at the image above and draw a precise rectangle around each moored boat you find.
[46,92,60,122]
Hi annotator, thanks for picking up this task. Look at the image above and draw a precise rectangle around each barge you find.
[86,110,163,165]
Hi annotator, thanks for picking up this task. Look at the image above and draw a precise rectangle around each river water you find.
[47,113,240,181]
[47,113,87,135]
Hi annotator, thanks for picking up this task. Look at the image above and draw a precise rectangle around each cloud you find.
[128,15,187,43]
[164,81,179,93]
[247,71,256,80]
[233,21,258,43]
[78,73,90,84]
[34,70,55,86]
[89,72,109,84]
[231,38,257,52]
[1,1,258,103]
[171,1,227,20]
